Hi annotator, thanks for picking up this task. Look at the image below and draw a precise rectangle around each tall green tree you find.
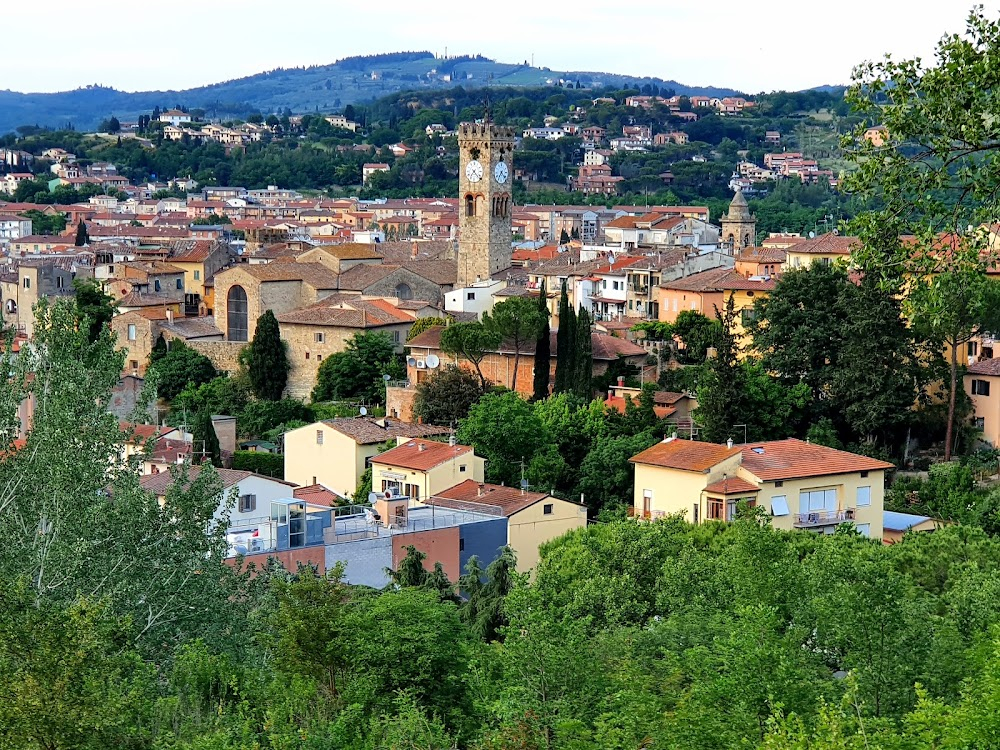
[413,364,484,426]
[695,298,747,444]
[457,391,549,486]
[148,339,218,400]
[439,321,501,390]
[554,282,576,394]
[532,281,551,401]
[192,408,222,467]
[74,220,88,246]
[485,296,546,393]
[244,309,290,401]
[574,305,593,399]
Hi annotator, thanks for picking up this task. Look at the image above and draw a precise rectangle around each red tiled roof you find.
[372,438,472,471]
[704,476,759,495]
[430,479,553,516]
[293,483,340,506]
[661,267,775,293]
[629,438,741,472]
[740,439,894,481]
[968,358,1000,377]
[785,234,859,255]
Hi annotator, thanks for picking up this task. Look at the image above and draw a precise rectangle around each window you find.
[543,503,554,515]
[707,498,725,520]
[857,486,871,507]
[741,308,756,325]
[56,276,64,289]
[154,279,161,292]
[130,359,138,370]
[395,282,413,300]
[467,292,476,301]
[459,538,465,551]
[799,489,837,514]
[22,277,29,289]
[972,379,991,396]
[305,352,310,360]
[860,471,868,478]
[176,278,183,289]
[127,323,136,341]
[194,270,200,280]
[393,330,400,343]
[987,347,996,359]
[856,523,871,538]
[771,495,789,516]
[316,354,322,361]
[775,480,784,488]
[465,194,475,217]
[314,332,325,343]
[459,464,467,473]
[226,285,248,342]
[976,416,986,430]
[316,430,323,445]
[970,341,979,357]
[239,494,256,513]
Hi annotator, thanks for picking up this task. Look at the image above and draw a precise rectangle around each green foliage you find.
[532,282,552,401]
[192,408,222,467]
[457,391,547,486]
[575,306,593,399]
[484,296,546,393]
[672,309,722,364]
[149,339,218,401]
[554,283,576,394]
[238,398,313,439]
[406,314,447,341]
[312,331,403,404]
[20,208,67,235]
[74,219,88,246]
[413,364,484,426]
[72,277,116,343]
[231,450,283,478]
[244,310,289,401]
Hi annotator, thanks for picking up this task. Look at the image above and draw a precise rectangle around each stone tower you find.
[457,120,515,287]
[720,187,756,253]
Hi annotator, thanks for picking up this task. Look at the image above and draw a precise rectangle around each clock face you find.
[465,159,484,182]
[494,161,509,184]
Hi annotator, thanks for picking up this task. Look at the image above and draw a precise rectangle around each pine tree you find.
[554,282,576,394]
[246,310,289,401]
[192,409,222,467]
[532,280,551,401]
[574,306,593,399]
[74,221,88,247]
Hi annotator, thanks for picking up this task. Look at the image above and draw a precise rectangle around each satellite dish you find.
[426,354,440,368]
[808,231,816,239]
[406,356,417,367]
[359,406,368,416]
[382,374,391,381]
[368,492,379,504]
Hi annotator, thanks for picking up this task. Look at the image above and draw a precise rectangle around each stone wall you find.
[386,385,418,422]
[362,268,444,305]
[188,340,247,374]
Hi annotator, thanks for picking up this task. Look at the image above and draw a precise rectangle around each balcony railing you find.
[628,507,667,520]
[793,509,855,527]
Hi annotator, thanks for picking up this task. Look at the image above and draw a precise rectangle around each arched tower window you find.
[727,233,735,247]
[395,283,413,300]
[227,285,248,342]
[744,233,751,248]
[465,194,476,217]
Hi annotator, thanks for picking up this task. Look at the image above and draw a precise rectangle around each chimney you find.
[726,438,734,449]
[478,483,484,497]
[166,308,173,324]
[617,375,625,387]
[418,442,426,452]
[449,434,456,447]
[410,240,418,260]
[608,389,613,400]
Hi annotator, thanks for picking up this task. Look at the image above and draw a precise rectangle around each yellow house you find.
[428,480,588,573]
[371,438,485,502]
[629,437,892,539]
[782,233,858,270]
[168,240,234,314]
[283,418,451,500]
[965,359,1000,448]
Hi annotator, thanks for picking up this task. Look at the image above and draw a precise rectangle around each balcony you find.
[793,509,855,527]
[628,506,667,520]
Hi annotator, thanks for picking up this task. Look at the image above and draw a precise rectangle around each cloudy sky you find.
[3,1,997,94]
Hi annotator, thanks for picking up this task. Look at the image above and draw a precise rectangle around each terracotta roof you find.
[968,358,1000,377]
[226,261,339,288]
[117,292,177,307]
[704,476,760,495]
[124,260,184,275]
[785,234,859,255]
[159,316,223,339]
[308,243,380,260]
[372,438,472,471]
[293,483,341,505]
[336,263,398,290]
[277,296,414,328]
[120,421,173,441]
[320,417,449,445]
[169,240,223,262]
[401,259,457,286]
[740,439,894,481]
[139,465,293,496]
[661,267,775,292]
[430,479,553,516]
[629,438,741,472]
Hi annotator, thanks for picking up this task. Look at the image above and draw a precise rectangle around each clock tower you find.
[457,120,515,287]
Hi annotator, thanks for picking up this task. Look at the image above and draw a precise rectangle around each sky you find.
[2,0,998,94]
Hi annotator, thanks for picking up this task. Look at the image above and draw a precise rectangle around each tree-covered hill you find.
[0,50,749,135]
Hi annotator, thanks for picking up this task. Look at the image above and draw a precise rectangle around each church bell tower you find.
[457,119,515,287]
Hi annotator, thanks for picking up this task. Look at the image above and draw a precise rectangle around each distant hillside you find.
[0,51,746,135]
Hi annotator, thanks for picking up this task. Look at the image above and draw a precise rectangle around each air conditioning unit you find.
[416,360,426,369]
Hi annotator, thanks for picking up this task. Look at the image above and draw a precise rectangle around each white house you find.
[0,214,32,243]
[159,109,192,127]
[445,279,505,320]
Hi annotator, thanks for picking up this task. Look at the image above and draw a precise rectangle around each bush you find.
[232,450,283,478]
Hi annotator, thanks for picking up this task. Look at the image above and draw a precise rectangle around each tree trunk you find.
[945,340,958,461]
[511,344,520,393]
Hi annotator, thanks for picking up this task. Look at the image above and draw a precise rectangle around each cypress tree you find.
[554,282,575,394]
[575,305,593,399]
[531,280,551,401]
[74,220,88,247]
[192,409,222,467]
[246,310,290,401]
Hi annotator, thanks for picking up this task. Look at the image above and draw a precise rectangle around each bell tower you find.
[457,120,515,287]
[720,187,756,253]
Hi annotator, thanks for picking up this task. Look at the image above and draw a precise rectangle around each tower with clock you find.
[457,118,515,287]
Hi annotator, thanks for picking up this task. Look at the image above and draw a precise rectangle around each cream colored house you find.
[629,437,892,539]
[782,234,858,270]
[371,438,485,502]
[429,480,588,573]
[966,359,1000,448]
[283,418,450,499]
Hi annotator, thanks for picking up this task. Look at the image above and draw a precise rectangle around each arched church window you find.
[465,194,475,217]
